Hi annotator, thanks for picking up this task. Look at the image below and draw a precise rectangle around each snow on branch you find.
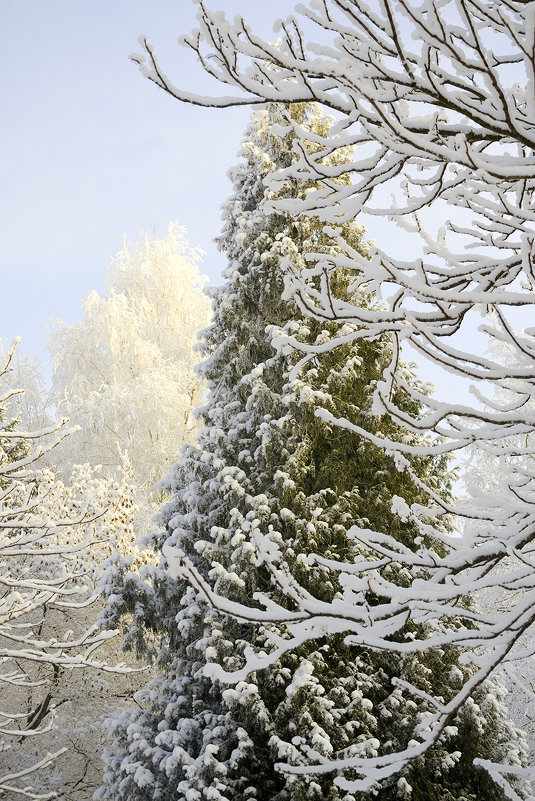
[0,340,130,799]
[139,0,535,794]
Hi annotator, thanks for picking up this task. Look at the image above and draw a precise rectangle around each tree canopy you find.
[48,223,211,524]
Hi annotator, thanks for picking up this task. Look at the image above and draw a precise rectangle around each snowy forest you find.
[4,1,535,799]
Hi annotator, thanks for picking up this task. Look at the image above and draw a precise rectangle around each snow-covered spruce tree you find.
[48,223,211,528]
[97,105,520,801]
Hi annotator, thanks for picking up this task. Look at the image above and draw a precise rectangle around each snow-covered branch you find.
[0,340,132,799]
[128,4,535,793]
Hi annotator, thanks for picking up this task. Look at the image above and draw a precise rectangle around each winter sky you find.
[1,0,483,406]
[1,1,294,363]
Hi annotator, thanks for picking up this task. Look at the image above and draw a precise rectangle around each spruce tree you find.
[98,104,524,801]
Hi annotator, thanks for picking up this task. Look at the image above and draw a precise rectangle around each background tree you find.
[463,330,535,768]
[8,461,150,801]
[98,103,522,801]
[0,342,53,435]
[48,222,212,528]
[1,221,211,798]
[0,340,134,800]
[130,1,535,797]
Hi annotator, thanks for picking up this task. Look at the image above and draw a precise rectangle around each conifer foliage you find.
[98,105,522,801]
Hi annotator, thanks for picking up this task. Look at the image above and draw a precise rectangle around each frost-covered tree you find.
[8,462,149,801]
[0,342,53,434]
[0,340,133,800]
[0,341,146,800]
[463,331,535,768]
[48,223,211,526]
[98,104,521,801]
[128,2,535,796]
[2,225,209,795]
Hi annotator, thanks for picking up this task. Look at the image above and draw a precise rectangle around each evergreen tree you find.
[98,105,523,801]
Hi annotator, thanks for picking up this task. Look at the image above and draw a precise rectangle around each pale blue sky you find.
[1,1,291,362]
[0,1,489,410]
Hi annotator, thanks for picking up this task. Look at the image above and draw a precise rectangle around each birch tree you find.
[130,1,535,797]
[48,223,211,527]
